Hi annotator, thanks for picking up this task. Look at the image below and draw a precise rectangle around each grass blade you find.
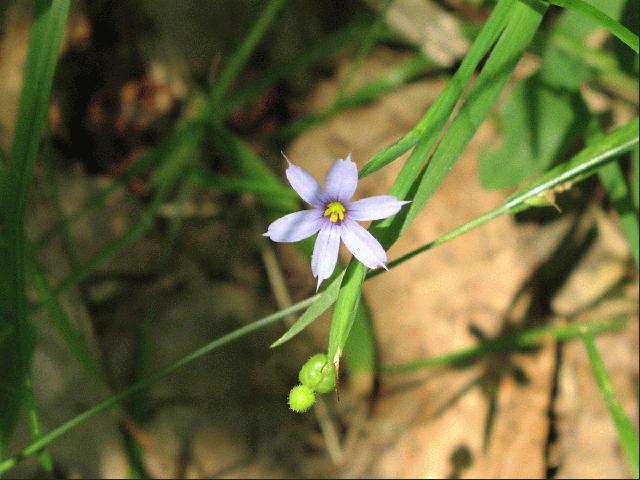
[0,0,70,455]
[548,0,639,53]
[582,332,639,477]
[632,146,639,211]
[222,14,377,116]
[359,0,517,178]
[207,0,288,113]
[598,162,639,267]
[270,54,435,142]
[401,0,547,232]
[187,167,299,201]
[383,317,628,373]
[270,271,345,348]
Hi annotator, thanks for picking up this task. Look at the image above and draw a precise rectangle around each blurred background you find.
[0,0,638,477]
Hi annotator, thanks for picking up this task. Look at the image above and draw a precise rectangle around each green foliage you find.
[582,333,639,477]
[0,0,637,472]
[479,76,588,189]
[479,0,626,190]
[0,0,71,456]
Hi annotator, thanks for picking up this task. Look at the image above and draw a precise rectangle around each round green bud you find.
[288,384,316,413]
[298,353,336,394]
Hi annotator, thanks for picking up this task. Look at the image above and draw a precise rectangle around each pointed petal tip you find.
[281,151,292,166]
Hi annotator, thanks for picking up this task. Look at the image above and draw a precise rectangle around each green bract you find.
[288,384,316,413]
[298,353,336,394]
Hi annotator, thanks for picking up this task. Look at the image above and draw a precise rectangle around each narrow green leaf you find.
[187,167,299,201]
[0,0,70,455]
[383,317,627,373]
[327,262,368,365]
[402,0,547,233]
[27,247,102,380]
[547,0,639,53]
[598,162,639,267]
[222,14,376,116]
[632,145,639,211]
[582,332,639,478]
[504,118,639,210]
[24,375,54,476]
[210,126,298,212]
[359,0,517,178]
[207,0,288,113]
[271,271,345,348]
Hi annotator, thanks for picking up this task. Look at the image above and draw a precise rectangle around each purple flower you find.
[263,154,410,290]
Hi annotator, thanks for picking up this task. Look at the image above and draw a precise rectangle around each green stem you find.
[582,332,639,477]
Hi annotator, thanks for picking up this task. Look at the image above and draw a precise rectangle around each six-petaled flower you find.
[263,154,409,290]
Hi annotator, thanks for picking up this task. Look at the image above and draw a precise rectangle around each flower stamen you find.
[324,201,346,223]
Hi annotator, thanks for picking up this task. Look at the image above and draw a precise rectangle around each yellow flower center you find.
[324,201,346,223]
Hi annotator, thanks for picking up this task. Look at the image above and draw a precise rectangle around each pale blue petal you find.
[324,154,358,202]
[264,209,324,242]
[286,161,323,207]
[340,219,387,269]
[348,195,411,221]
[311,223,341,291]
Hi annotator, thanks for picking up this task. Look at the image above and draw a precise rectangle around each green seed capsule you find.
[299,353,336,394]
[288,384,316,413]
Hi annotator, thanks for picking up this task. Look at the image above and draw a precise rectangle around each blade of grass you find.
[632,145,639,211]
[383,316,628,373]
[546,0,639,53]
[270,270,346,347]
[221,14,378,116]
[25,375,54,478]
[210,126,298,212]
[359,0,517,178]
[187,167,299,201]
[375,118,637,271]
[24,375,54,477]
[401,0,547,232]
[207,0,288,114]
[269,53,435,142]
[0,0,70,455]
[27,245,103,380]
[582,332,639,477]
[334,0,395,102]
[598,162,639,267]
